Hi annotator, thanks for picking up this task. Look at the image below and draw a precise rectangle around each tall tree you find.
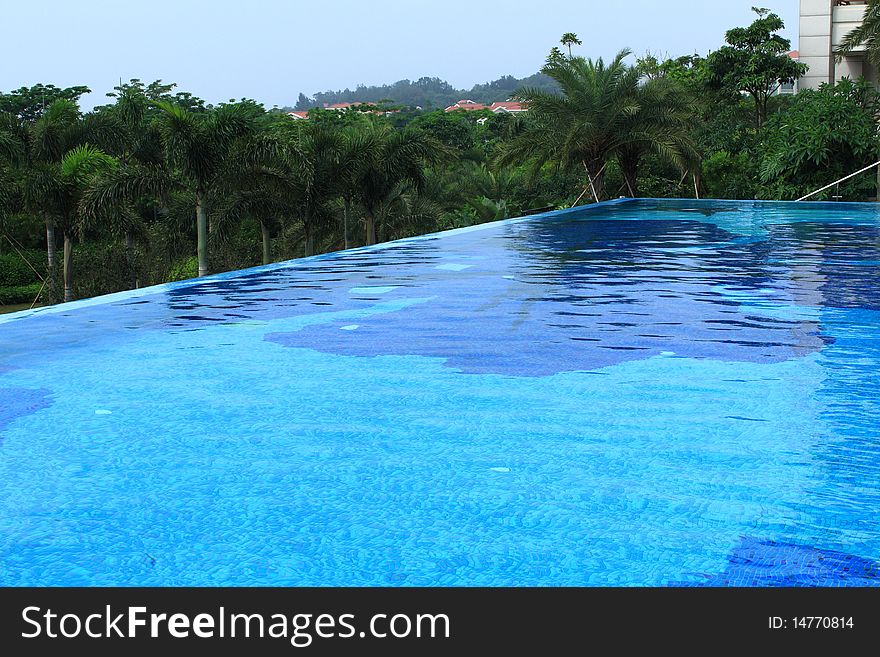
[499,49,641,202]
[616,76,699,197]
[350,122,445,245]
[0,84,91,122]
[213,131,297,264]
[705,7,806,128]
[79,87,167,288]
[561,32,582,59]
[26,144,116,301]
[25,99,81,299]
[153,101,261,276]
[290,122,346,256]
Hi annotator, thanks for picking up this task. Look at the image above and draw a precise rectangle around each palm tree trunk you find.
[260,221,272,265]
[583,160,607,203]
[45,219,58,300]
[619,153,639,198]
[125,232,137,289]
[302,205,317,257]
[303,221,315,257]
[364,212,377,246]
[196,190,208,277]
[343,198,352,249]
[622,168,638,198]
[591,173,606,203]
[62,231,73,302]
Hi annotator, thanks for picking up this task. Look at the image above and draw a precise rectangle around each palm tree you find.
[26,99,80,297]
[350,122,445,245]
[499,50,642,203]
[615,76,699,197]
[289,122,345,256]
[78,161,168,288]
[500,48,698,202]
[338,126,374,249]
[214,132,297,264]
[27,144,116,301]
[78,88,167,289]
[561,32,582,59]
[154,101,260,276]
[835,0,880,66]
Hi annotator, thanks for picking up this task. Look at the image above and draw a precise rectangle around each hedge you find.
[0,282,43,305]
[0,251,46,288]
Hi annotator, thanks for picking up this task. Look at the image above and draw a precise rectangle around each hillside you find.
[290,72,558,110]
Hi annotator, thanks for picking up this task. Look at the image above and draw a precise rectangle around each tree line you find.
[291,73,559,111]
[2,7,879,308]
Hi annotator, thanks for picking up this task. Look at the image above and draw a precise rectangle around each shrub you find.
[0,282,43,305]
[0,251,46,287]
[757,78,880,200]
[167,256,198,281]
[701,151,757,199]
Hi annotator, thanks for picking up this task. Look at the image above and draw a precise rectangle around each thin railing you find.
[796,160,880,202]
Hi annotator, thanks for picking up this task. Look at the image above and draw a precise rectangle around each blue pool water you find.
[1,198,878,586]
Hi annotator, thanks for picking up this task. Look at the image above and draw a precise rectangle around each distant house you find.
[289,98,524,121]
[324,102,358,110]
[488,101,526,114]
[287,102,395,121]
[444,99,491,112]
[445,99,527,114]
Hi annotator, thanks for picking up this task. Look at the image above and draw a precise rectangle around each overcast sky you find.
[1,0,798,110]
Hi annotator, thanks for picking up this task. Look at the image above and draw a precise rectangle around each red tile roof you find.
[489,101,525,112]
[445,100,491,112]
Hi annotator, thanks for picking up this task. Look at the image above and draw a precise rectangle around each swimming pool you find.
[1,198,878,586]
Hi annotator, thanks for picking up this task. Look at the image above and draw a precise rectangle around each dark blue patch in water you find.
[266,218,831,376]
[674,538,879,587]
[0,388,52,435]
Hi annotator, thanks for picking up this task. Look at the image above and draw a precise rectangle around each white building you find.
[799,0,876,90]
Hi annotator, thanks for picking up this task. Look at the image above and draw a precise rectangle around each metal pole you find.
[796,160,880,201]
[876,162,880,202]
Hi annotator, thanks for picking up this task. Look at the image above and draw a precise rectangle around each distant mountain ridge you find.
[290,73,558,111]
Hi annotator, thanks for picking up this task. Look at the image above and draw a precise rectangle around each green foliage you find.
[0,282,42,305]
[638,53,706,84]
[701,151,758,199]
[0,250,44,287]
[61,144,116,186]
[500,43,696,202]
[757,78,880,200]
[705,8,806,127]
[0,84,91,122]
[409,110,480,151]
[167,255,198,281]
